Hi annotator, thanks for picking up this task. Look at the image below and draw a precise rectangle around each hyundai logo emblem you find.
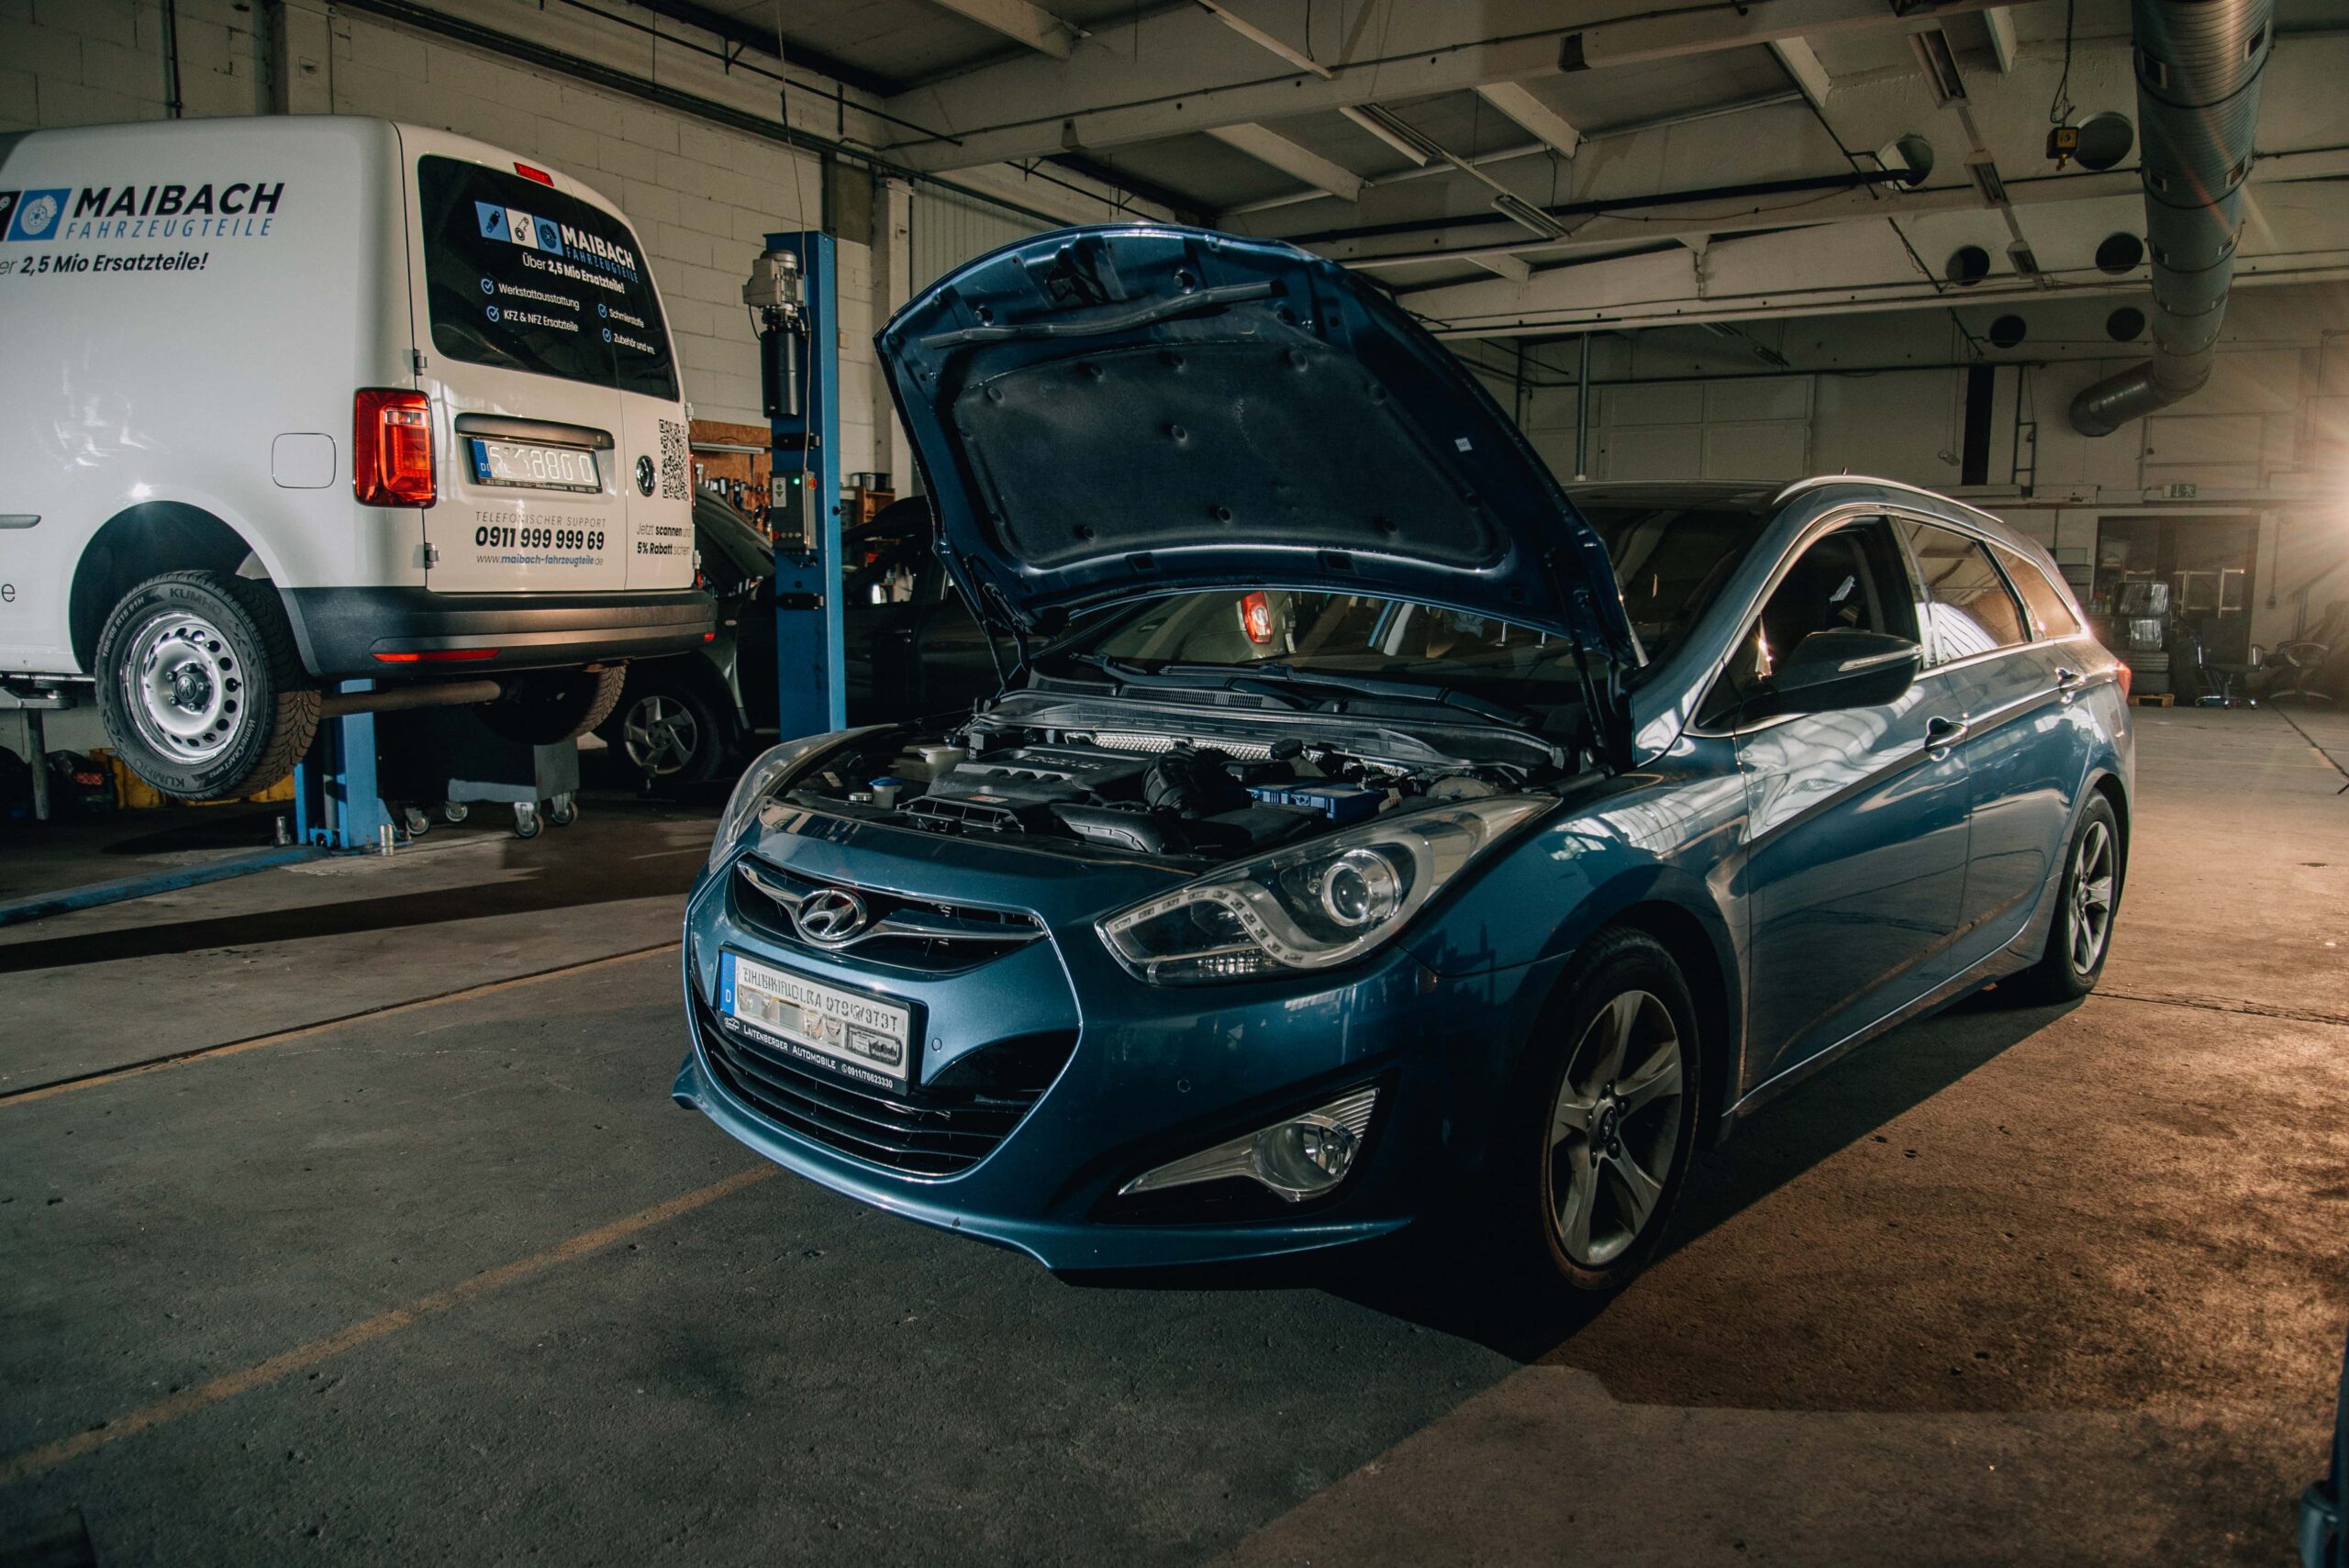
[794,889,870,945]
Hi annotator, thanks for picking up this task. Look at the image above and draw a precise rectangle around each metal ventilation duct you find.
[2069,0,2275,437]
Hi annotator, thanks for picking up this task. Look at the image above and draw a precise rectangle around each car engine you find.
[781,710,1557,862]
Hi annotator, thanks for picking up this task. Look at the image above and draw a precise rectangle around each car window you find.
[1993,545,2083,638]
[1577,504,1772,664]
[693,496,773,585]
[1899,523,2030,659]
[1700,519,1919,725]
[415,155,678,400]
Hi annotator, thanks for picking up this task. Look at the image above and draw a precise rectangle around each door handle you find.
[1924,715,1967,752]
[2054,667,2081,686]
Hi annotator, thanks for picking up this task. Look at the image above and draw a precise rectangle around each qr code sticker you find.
[658,418,688,500]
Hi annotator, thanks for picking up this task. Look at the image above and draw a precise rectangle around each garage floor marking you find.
[0,941,681,1106]
[0,1163,776,1487]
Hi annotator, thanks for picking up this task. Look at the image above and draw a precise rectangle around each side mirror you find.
[1769,628,1922,714]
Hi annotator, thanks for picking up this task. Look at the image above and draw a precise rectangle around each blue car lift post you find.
[752,229,847,740]
[293,682,397,851]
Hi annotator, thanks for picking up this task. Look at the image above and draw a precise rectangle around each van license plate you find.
[468,438,601,494]
[718,951,912,1089]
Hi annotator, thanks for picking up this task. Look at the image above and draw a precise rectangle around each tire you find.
[1500,929,1703,1295]
[478,666,625,746]
[2007,794,2124,1004]
[513,802,542,840]
[95,570,320,802]
[599,676,728,785]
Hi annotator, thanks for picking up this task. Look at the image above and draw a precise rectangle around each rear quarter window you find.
[1900,521,2029,660]
[1994,545,2084,638]
[417,155,677,400]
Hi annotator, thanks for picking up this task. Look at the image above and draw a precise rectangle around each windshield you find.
[417,155,678,400]
[1052,502,1772,697]
[1577,503,1772,664]
[1069,590,1593,705]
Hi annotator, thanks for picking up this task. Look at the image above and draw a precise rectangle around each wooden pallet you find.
[2131,692,2176,707]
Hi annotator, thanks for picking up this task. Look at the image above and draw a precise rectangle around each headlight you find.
[1097,795,1549,984]
[705,728,879,873]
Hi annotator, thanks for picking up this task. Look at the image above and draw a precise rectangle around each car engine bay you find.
[781,698,1575,862]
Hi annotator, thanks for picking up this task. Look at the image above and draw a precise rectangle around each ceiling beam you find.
[925,0,1078,61]
[1766,38,1833,109]
[1405,224,2349,339]
[1472,82,1581,158]
[1306,137,2349,271]
[1562,0,1998,70]
[1983,6,2021,72]
[879,0,2002,172]
[1194,1,1332,79]
[1205,122,1364,201]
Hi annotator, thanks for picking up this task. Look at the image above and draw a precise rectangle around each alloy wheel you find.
[2068,818,2117,974]
[1547,988,1686,1267]
[123,610,242,764]
[620,694,700,776]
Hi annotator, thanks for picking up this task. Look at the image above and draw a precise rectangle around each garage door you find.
[909,187,1047,291]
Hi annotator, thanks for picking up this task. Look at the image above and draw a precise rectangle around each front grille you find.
[730,858,1045,974]
[695,987,1074,1177]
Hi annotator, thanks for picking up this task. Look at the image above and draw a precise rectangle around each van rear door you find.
[408,150,685,595]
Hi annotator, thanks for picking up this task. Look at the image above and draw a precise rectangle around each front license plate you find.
[718,951,912,1089]
[468,438,601,493]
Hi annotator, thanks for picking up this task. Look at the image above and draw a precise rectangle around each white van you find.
[0,117,712,799]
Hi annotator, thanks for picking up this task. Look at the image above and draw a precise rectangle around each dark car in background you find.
[598,494,998,784]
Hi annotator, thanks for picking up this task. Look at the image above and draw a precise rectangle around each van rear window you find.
[416,155,677,400]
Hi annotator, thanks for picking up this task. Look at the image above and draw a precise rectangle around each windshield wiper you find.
[1051,653,1314,709]
[1242,663,1540,728]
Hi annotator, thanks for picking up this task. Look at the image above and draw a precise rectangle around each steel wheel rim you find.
[620,695,698,776]
[2068,818,2116,974]
[1546,987,1685,1267]
[122,610,242,764]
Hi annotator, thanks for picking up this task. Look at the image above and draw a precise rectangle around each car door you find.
[1725,516,1974,1091]
[1899,523,2093,968]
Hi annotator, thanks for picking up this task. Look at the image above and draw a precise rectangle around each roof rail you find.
[1772,473,2003,524]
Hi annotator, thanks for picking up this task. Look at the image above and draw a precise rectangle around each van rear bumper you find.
[281,586,715,680]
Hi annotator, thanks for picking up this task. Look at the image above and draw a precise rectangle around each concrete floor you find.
[1,706,2343,1566]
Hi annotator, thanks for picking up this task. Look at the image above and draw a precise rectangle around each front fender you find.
[1404,770,1746,995]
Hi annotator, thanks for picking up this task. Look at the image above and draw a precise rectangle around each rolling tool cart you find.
[375,704,583,840]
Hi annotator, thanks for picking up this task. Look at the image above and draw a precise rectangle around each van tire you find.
[478,666,626,746]
[95,570,320,802]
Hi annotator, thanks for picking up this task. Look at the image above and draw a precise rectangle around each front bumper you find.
[281,585,715,679]
[674,823,1560,1273]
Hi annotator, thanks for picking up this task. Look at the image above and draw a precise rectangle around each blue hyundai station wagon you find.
[675,226,2132,1292]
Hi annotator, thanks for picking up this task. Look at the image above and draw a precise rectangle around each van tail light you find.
[514,161,554,186]
[354,389,435,508]
[1239,590,1275,646]
[2116,661,2132,702]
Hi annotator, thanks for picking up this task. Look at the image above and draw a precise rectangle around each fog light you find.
[1119,1086,1377,1204]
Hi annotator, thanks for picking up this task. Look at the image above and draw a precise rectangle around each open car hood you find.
[878,226,1636,663]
